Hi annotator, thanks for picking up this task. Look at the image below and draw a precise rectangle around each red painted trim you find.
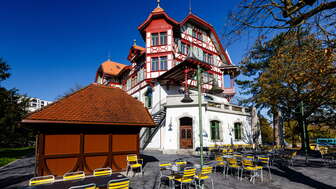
[129,83,149,96]
[147,51,173,56]
[126,79,151,94]
[180,14,232,65]
[207,69,222,75]
[138,11,179,34]
[109,82,122,85]
[181,36,219,56]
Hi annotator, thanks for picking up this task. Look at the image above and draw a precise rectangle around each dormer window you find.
[151,32,167,46]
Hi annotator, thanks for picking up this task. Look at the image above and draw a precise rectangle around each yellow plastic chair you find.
[69,183,96,189]
[174,167,196,189]
[29,175,55,186]
[158,163,174,189]
[94,167,112,176]
[319,147,331,166]
[214,156,226,174]
[175,161,187,166]
[241,159,259,184]
[257,156,271,181]
[194,166,214,189]
[226,158,241,178]
[63,171,85,181]
[126,154,143,176]
[108,179,130,189]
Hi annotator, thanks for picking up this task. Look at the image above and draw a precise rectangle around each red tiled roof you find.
[22,84,155,127]
[100,60,128,76]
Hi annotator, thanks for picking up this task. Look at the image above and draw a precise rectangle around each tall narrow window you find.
[192,29,197,38]
[160,32,167,45]
[151,33,159,46]
[203,72,210,83]
[151,57,159,71]
[160,56,167,70]
[208,54,213,65]
[234,122,242,140]
[210,121,220,140]
[180,43,185,54]
[145,88,152,109]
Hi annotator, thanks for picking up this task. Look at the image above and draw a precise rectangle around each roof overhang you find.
[156,58,211,84]
[138,10,180,39]
[22,119,156,127]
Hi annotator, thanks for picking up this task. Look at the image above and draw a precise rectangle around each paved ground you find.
[0,151,335,189]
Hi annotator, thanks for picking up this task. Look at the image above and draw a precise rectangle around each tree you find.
[284,120,300,147]
[0,58,10,82]
[237,30,336,150]
[259,116,274,145]
[56,84,83,100]
[224,0,336,47]
[0,58,30,147]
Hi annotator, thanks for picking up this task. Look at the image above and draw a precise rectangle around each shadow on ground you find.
[141,154,159,167]
[272,164,336,189]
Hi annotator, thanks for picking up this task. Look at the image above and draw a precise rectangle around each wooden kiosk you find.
[22,84,155,176]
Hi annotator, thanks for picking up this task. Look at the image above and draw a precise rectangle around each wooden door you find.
[180,125,193,149]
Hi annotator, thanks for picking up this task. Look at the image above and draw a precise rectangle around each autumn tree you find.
[237,30,336,150]
[224,0,336,48]
[259,116,274,145]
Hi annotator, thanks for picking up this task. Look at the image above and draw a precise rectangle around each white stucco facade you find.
[137,86,255,154]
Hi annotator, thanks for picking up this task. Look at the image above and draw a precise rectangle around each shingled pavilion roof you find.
[22,83,155,127]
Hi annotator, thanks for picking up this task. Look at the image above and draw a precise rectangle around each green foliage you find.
[0,58,31,147]
[238,29,336,148]
[0,146,34,166]
[259,116,274,145]
[284,120,301,146]
[0,58,10,82]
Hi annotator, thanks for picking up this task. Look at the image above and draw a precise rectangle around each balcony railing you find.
[165,95,250,115]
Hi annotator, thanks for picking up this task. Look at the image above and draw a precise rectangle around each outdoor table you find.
[24,173,128,189]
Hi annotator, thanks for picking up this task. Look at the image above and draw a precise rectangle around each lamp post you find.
[300,101,308,164]
[197,64,204,167]
[180,64,204,168]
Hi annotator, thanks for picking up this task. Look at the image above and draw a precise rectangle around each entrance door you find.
[179,117,193,149]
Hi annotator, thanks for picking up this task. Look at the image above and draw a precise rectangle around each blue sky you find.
[1,0,250,101]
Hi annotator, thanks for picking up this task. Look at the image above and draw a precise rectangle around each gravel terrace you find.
[0,151,335,189]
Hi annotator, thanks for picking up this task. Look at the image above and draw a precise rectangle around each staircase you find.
[140,108,166,150]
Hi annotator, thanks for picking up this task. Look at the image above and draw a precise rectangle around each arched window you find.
[144,87,152,108]
[234,122,242,140]
[210,120,220,140]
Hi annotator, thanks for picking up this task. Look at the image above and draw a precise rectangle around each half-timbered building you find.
[95,4,257,154]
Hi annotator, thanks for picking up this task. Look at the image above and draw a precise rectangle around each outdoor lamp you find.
[168,119,173,131]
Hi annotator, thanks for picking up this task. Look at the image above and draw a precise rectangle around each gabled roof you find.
[181,13,233,65]
[22,84,155,127]
[138,7,179,38]
[127,45,146,61]
[100,60,129,76]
